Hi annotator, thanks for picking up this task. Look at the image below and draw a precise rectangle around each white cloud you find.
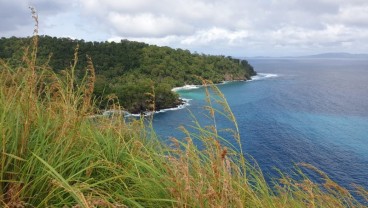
[1,0,368,56]
[181,27,249,45]
[336,5,368,27]
[107,13,193,37]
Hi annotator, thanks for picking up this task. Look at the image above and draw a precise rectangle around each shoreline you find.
[171,84,201,92]
[167,73,278,113]
[171,79,247,92]
[96,81,233,118]
[97,98,192,118]
[128,98,192,117]
[97,74,278,118]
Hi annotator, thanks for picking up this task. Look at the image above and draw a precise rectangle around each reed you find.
[0,9,366,207]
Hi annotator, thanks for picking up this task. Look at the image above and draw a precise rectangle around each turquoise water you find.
[152,58,368,192]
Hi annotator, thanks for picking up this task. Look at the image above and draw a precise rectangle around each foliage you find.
[0,31,366,207]
[0,36,256,113]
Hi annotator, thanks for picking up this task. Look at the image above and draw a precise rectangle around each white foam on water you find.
[171,85,200,92]
[250,73,279,81]
[97,79,262,118]
[154,98,191,114]
[219,80,245,85]
[123,98,192,117]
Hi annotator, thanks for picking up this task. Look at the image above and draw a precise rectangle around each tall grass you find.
[0,10,367,207]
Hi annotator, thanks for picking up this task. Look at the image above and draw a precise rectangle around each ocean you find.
[152,58,368,192]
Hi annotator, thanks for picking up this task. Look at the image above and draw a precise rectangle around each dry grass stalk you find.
[0,7,367,208]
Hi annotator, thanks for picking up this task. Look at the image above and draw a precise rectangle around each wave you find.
[250,73,279,81]
[125,98,192,117]
[91,98,192,118]
[154,98,191,114]
[219,80,245,85]
[95,76,276,118]
[169,81,245,114]
[172,80,245,92]
[171,85,201,92]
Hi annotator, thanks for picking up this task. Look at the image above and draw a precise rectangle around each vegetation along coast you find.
[1,18,367,207]
[0,36,256,114]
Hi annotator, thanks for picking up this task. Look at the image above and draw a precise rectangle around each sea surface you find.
[152,58,368,192]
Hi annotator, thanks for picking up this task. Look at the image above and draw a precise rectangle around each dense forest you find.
[0,36,256,113]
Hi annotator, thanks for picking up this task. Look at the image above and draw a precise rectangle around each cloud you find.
[334,5,368,27]
[78,0,368,36]
[0,0,32,33]
[0,0,74,36]
[1,0,368,56]
[31,0,72,15]
[107,13,193,37]
[180,27,249,45]
[79,0,256,36]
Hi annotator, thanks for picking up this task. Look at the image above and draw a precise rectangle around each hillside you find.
[0,36,256,113]
[0,35,366,206]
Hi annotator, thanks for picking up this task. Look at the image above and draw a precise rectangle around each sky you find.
[1,0,368,57]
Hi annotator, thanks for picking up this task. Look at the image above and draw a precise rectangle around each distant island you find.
[298,53,368,59]
[0,36,256,114]
[247,52,368,59]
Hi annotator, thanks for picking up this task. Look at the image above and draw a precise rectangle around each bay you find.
[152,58,368,191]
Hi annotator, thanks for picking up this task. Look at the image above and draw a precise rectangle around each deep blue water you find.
[152,58,368,192]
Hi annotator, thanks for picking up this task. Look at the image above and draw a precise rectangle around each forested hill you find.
[0,36,256,113]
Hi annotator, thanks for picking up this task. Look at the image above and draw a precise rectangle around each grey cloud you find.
[0,0,32,33]
[0,0,74,36]
[32,0,72,15]
[79,0,257,37]
[332,5,368,27]
[288,0,339,15]
[105,0,367,55]
[2,0,368,56]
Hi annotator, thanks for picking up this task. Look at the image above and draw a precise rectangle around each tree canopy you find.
[0,36,256,113]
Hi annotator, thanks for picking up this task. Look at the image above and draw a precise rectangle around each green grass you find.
[0,21,367,207]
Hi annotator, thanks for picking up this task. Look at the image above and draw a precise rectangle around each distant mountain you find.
[246,52,368,59]
[299,53,368,59]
